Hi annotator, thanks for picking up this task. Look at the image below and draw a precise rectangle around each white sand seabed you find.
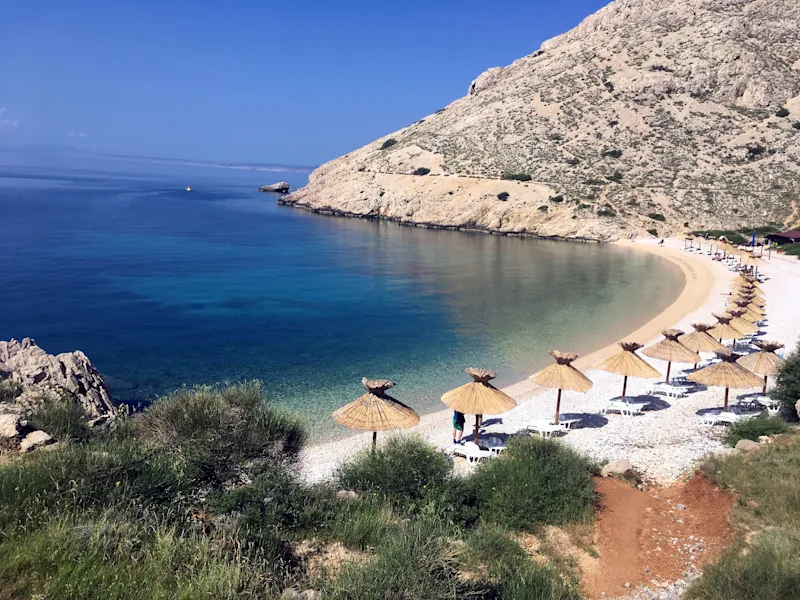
[301,237,800,483]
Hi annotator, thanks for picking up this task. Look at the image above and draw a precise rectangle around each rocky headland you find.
[260,181,291,193]
[280,0,800,241]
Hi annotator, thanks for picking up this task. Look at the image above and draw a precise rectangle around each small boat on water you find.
[185,186,193,192]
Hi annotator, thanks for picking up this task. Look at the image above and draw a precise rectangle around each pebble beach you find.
[301,237,800,483]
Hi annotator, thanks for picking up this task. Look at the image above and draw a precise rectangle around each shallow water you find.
[0,160,683,437]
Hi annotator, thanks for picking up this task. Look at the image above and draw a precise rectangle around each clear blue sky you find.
[1,1,609,166]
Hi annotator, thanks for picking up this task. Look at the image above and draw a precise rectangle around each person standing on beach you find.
[453,411,465,444]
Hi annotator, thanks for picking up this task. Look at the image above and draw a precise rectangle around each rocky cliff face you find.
[0,338,115,421]
[281,0,800,241]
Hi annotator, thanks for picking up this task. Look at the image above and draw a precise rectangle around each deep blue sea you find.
[0,156,683,436]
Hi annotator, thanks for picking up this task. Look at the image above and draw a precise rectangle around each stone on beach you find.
[601,459,634,477]
[734,439,759,452]
[19,430,52,452]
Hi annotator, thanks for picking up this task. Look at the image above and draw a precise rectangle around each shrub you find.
[772,343,800,420]
[335,436,451,509]
[648,213,666,222]
[502,173,533,182]
[776,107,790,118]
[466,437,595,531]
[601,148,623,159]
[606,171,623,183]
[549,195,565,203]
[782,244,800,258]
[747,145,766,160]
[539,205,549,212]
[25,399,91,443]
[137,382,305,487]
[379,139,397,150]
[0,379,22,403]
[724,413,790,446]
[565,157,580,165]
[685,530,800,600]
[597,208,617,218]
[411,167,430,176]
[792,122,800,130]
[497,192,510,201]
[647,228,658,236]
[583,178,605,186]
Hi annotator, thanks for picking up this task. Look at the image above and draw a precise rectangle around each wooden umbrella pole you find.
[555,388,562,425]
[724,387,730,411]
[372,431,377,449]
[622,376,628,402]
[665,362,672,383]
[763,375,768,396]
[474,415,480,445]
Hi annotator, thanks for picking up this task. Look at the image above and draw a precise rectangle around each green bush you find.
[335,435,451,509]
[772,343,800,420]
[606,172,623,183]
[497,192,510,201]
[648,213,666,222]
[601,149,623,158]
[685,531,800,600]
[725,413,790,446]
[466,437,595,531]
[412,167,431,176]
[782,244,800,257]
[792,122,800,130]
[549,195,565,203]
[379,139,397,150]
[647,228,658,236]
[0,379,22,403]
[502,173,533,182]
[691,230,748,244]
[137,382,305,487]
[539,205,549,212]
[597,208,617,217]
[776,108,790,118]
[25,399,91,443]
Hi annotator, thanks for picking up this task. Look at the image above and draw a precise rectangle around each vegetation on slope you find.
[0,383,596,599]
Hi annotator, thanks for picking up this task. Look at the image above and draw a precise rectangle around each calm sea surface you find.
[0,158,683,436]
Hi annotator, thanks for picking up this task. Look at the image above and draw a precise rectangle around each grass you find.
[781,244,800,258]
[25,398,92,443]
[0,379,22,403]
[724,413,790,446]
[771,343,800,419]
[0,386,598,598]
[687,432,800,599]
[467,437,596,531]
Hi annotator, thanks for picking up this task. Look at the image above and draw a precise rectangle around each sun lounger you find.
[648,382,691,399]
[601,400,644,416]
[558,418,582,430]
[480,436,507,454]
[452,442,493,462]
[756,397,780,413]
[700,410,760,426]
[526,420,567,437]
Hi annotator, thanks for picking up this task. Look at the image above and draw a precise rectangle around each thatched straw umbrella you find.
[731,298,765,319]
[530,351,593,424]
[688,351,763,411]
[679,323,726,370]
[596,342,661,401]
[737,341,786,396]
[333,378,420,448]
[708,314,744,346]
[724,308,760,335]
[441,368,517,445]
[641,329,701,383]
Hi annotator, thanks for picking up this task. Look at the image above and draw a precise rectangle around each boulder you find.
[19,430,52,452]
[735,439,759,452]
[0,338,115,420]
[795,399,800,421]
[259,182,291,193]
[335,490,358,500]
[601,459,633,476]
[0,413,23,438]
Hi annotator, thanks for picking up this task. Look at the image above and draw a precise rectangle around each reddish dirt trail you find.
[583,474,734,599]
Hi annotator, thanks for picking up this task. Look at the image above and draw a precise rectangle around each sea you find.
[0,155,684,437]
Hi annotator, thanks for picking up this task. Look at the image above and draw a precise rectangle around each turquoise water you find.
[0,159,683,436]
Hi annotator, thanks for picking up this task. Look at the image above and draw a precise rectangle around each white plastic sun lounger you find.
[602,400,644,416]
[452,442,493,462]
[526,421,567,438]
[699,411,759,426]
[480,436,507,454]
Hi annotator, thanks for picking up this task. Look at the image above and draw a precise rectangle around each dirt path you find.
[583,474,734,599]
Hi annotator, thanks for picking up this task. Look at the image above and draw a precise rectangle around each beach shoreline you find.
[301,237,732,482]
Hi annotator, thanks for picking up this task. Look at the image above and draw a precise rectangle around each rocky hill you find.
[281,0,800,241]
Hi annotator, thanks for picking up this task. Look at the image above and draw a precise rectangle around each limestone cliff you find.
[281,0,800,241]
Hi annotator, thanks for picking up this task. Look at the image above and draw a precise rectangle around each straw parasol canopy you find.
[679,323,727,359]
[732,298,765,316]
[642,329,701,383]
[737,341,786,395]
[333,378,420,448]
[530,350,593,424]
[687,350,763,410]
[708,313,744,343]
[724,309,760,335]
[595,342,661,401]
[442,368,517,445]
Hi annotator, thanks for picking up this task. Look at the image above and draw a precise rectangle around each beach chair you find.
[480,436,507,455]
[700,410,759,426]
[648,381,691,399]
[526,420,567,438]
[601,400,644,416]
[558,418,582,430]
[452,442,493,462]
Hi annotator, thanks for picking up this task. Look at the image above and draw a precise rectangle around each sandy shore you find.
[301,237,800,483]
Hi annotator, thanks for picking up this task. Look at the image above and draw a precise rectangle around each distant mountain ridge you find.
[281,0,800,241]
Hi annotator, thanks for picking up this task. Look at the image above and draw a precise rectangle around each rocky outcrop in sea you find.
[260,182,291,193]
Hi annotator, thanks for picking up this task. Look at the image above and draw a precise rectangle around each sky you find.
[0,1,610,166]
